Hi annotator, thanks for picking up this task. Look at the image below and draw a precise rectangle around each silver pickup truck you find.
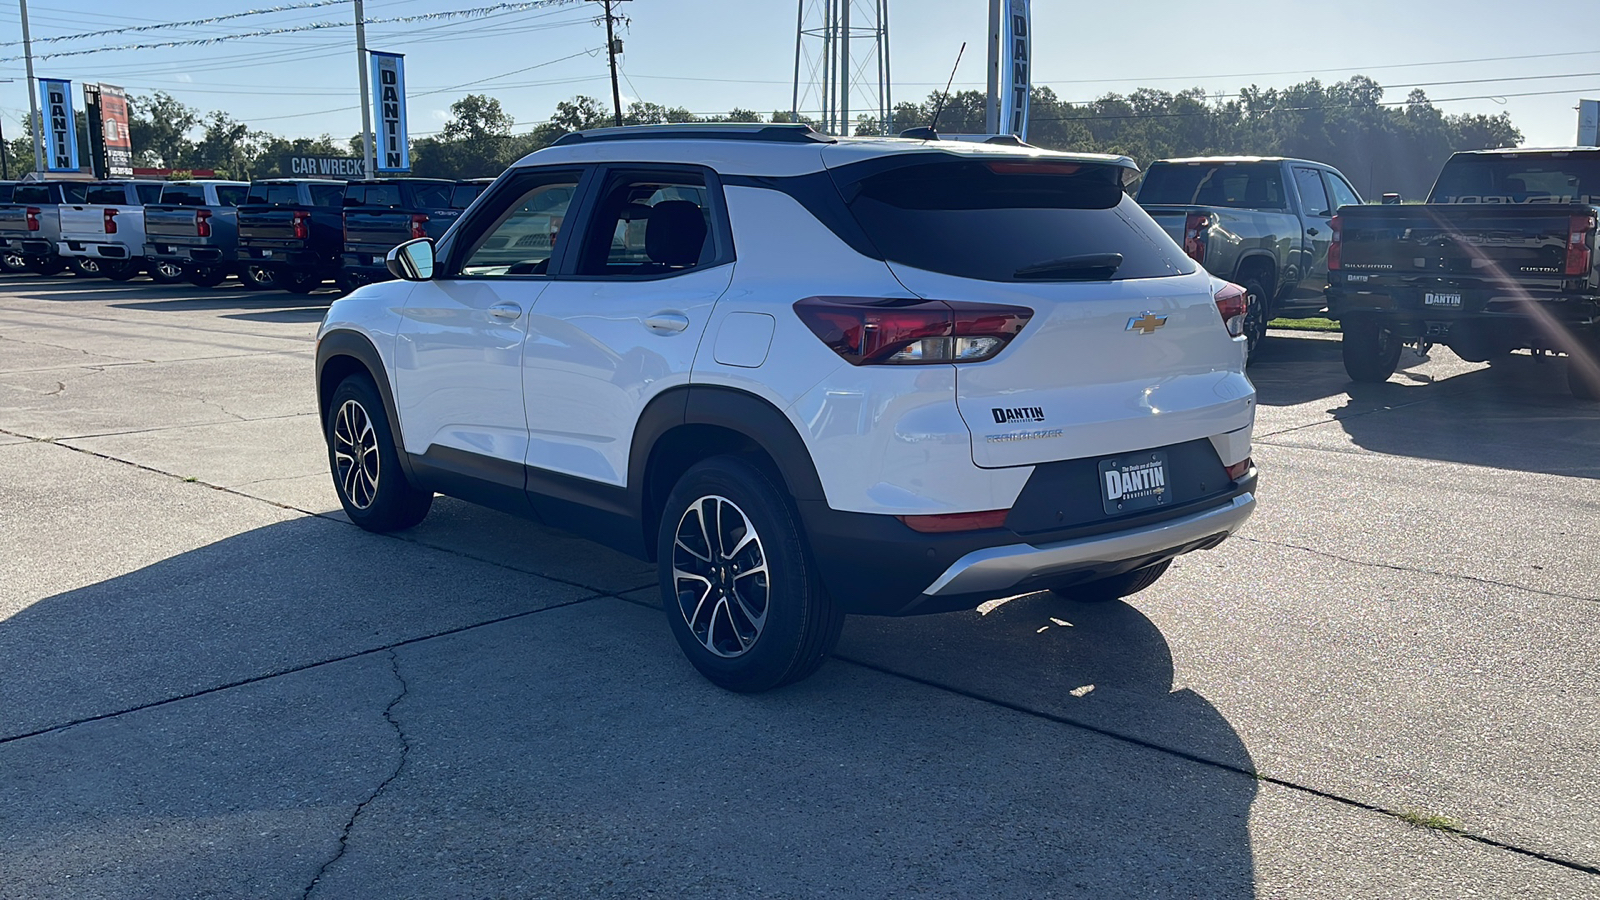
[0,181,89,276]
[57,180,165,280]
[1137,156,1364,355]
[143,180,250,286]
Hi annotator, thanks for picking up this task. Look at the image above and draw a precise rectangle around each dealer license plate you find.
[1424,292,1461,308]
[1099,451,1169,515]
[372,255,385,265]
[259,249,273,259]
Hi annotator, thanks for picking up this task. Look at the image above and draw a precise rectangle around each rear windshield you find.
[246,183,302,206]
[451,182,487,208]
[1137,162,1288,210]
[344,181,452,209]
[85,185,128,205]
[406,182,452,208]
[1430,155,1600,204]
[0,185,12,204]
[160,184,208,206]
[839,158,1193,282]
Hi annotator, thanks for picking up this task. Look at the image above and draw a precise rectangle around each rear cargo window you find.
[135,184,162,204]
[839,159,1193,282]
[1430,156,1600,204]
[1137,163,1288,210]
[159,184,208,206]
[85,185,128,205]
[246,184,302,206]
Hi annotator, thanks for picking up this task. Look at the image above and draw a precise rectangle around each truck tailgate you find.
[238,208,302,246]
[1140,206,1191,246]
[1338,204,1589,284]
[144,206,201,241]
[0,206,34,237]
[58,205,110,241]
[343,209,413,251]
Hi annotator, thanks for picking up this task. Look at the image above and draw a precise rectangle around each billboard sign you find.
[40,78,80,172]
[998,0,1031,138]
[97,84,133,177]
[282,155,366,178]
[1580,99,1600,147]
[370,51,410,172]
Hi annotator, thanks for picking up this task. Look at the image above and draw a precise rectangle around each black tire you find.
[241,264,276,290]
[101,259,140,281]
[658,456,844,692]
[1,251,28,273]
[26,256,64,276]
[325,374,433,531]
[1049,560,1172,604]
[147,259,186,284]
[1239,276,1269,364]
[185,265,229,287]
[1342,317,1402,383]
[1569,351,1600,401]
[282,270,321,294]
[68,257,103,277]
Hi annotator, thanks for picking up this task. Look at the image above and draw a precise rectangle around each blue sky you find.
[0,0,1594,149]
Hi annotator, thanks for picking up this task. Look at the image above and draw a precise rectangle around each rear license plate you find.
[1099,452,1169,515]
[1424,292,1461,308]
[259,249,273,259]
[372,255,385,265]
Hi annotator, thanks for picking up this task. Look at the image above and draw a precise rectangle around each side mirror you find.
[387,238,435,281]
[1381,192,1403,205]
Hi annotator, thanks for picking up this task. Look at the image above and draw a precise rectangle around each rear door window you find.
[838,158,1192,282]
[13,185,51,204]
[1294,167,1332,218]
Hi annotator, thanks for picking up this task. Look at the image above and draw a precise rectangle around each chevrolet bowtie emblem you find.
[1126,313,1168,334]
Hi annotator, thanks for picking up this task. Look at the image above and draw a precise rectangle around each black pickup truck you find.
[236,178,345,292]
[1328,148,1600,399]
[336,177,459,291]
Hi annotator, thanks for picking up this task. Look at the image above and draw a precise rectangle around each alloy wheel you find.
[156,261,183,279]
[76,259,101,275]
[2,252,25,271]
[672,495,771,658]
[332,399,380,509]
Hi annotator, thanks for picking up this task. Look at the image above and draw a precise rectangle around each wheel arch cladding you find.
[1234,252,1277,293]
[316,330,415,480]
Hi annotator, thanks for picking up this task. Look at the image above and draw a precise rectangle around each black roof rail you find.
[551,122,834,147]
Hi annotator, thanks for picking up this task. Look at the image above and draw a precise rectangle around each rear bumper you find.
[1328,286,1600,338]
[239,245,333,270]
[1,237,56,256]
[58,241,134,260]
[145,242,237,264]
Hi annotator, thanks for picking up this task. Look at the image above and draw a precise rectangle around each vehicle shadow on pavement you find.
[0,517,1258,898]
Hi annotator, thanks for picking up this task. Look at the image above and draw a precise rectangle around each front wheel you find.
[1342,318,1402,383]
[1049,560,1172,604]
[325,374,433,531]
[147,259,186,284]
[185,265,229,287]
[658,456,843,692]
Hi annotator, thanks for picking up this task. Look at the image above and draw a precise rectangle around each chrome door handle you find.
[489,302,522,320]
[645,312,690,334]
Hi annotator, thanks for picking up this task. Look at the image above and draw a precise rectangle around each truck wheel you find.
[658,456,844,692]
[1342,318,1402,383]
[334,270,365,295]
[1241,276,1269,363]
[147,260,186,284]
[1569,351,1600,401]
[282,270,322,294]
[1,251,28,273]
[241,265,277,290]
[27,257,63,276]
[1049,560,1171,604]
[68,257,102,277]
[101,259,139,282]
[326,373,433,531]
[185,265,229,288]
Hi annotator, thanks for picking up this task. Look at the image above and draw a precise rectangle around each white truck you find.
[56,180,165,280]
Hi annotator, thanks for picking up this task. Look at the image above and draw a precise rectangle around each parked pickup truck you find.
[237,178,345,293]
[1327,147,1600,399]
[143,180,251,286]
[57,180,165,280]
[1138,156,1364,356]
[0,180,88,276]
[337,177,459,291]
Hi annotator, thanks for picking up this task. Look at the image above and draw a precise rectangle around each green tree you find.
[128,92,199,168]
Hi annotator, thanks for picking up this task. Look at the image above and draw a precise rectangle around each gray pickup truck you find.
[0,180,89,276]
[1137,156,1364,354]
[143,180,251,286]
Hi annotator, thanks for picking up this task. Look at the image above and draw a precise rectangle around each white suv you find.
[316,123,1258,692]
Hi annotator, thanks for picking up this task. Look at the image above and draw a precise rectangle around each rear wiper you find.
[1013,252,1124,280]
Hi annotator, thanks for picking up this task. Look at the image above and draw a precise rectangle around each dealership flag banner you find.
[97,84,134,177]
[370,51,410,172]
[40,78,80,172]
[999,0,1031,137]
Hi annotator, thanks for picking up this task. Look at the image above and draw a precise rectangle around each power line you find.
[0,0,352,47]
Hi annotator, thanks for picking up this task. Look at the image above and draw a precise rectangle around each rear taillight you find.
[292,210,310,240]
[1565,213,1595,277]
[1214,281,1248,338]
[898,509,1010,534]
[793,297,1032,366]
[1225,458,1253,481]
[1327,214,1343,271]
[410,213,429,240]
[103,208,118,234]
[24,207,40,232]
[1182,212,1208,263]
[196,209,212,238]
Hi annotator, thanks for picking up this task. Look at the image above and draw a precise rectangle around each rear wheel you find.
[282,270,321,294]
[1049,560,1171,604]
[325,374,433,531]
[334,270,364,295]
[185,265,229,287]
[241,264,277,290]
[1239,276,1269,363]
[1569,340,1600,400]
[27,256,63,276]
[1342,317,1402,383]
[101,259,139,281]
[147,259,186,284]
[1,251,28,273]
[68,257,103,277]
[658,456,843,692]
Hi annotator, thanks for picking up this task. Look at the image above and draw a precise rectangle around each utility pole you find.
[20,0,42,171]
[355,0,374,180]
[984,0,1000,134]
[590,0,628,127]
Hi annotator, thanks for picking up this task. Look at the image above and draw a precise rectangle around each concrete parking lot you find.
[1,274,1597,898]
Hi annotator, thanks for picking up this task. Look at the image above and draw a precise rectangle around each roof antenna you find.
[902,41,965,141]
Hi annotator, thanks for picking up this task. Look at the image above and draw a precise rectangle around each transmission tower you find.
[792,0,892,136]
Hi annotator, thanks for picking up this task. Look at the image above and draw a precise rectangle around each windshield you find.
[1430,155,1600,204]
[1137,162,1288,210]
[838,158,1193,282]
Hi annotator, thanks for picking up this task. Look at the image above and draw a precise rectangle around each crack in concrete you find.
[301,649,412,899]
